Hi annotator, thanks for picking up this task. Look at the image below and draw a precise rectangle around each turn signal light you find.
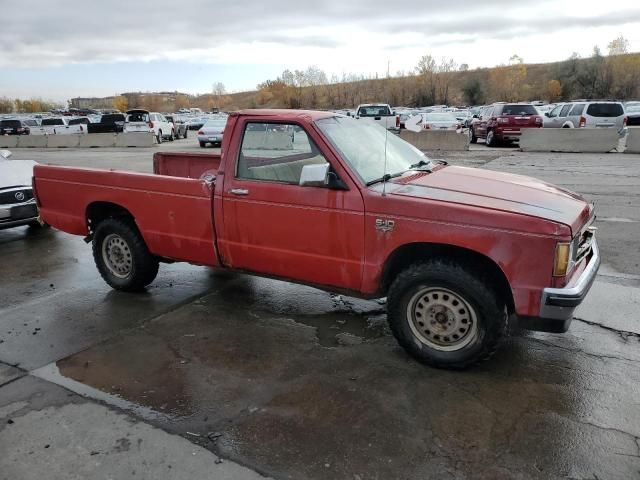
[579,116,586,127]
[553,242,572,277]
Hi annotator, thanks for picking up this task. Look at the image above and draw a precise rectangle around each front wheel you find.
[183,129,188,139]
[169,130,175,141]
[199,141,206,148]
[156,130,163,144]
[92,217,159,292]
[387,260,507,369]
[470,127,477,144]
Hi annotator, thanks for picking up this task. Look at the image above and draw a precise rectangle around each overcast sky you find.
[1,0,640,101]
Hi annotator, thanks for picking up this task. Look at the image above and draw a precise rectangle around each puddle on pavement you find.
[31,363,175,422]
[291,310,389,347]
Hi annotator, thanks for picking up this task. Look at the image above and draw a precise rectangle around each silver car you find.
[0,150,42,230]
[544,101,626,133]
[197,117,227,148]
[417,112,462,130]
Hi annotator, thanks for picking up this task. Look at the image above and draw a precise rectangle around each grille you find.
[0,188,34,205]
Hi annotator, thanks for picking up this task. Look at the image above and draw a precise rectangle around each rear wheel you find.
[157,130,163,144]
[92,217,159,292]
[183,129,188,139]
[169,130,175,141]
[387,260,507,369]
[485,129,497,147]
[470,127,478,144]
[199,141,206,148]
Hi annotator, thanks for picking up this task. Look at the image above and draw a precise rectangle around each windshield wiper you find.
[365,172,403,186]
[408,159,433,172]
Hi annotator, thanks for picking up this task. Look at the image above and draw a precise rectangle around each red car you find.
[470,103,543,146]
[33,109,599,369]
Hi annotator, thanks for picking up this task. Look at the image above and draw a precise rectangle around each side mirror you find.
[299,163,330,187]
[544,112,550,117]
[0,149,12,159]
[472,114,479,119]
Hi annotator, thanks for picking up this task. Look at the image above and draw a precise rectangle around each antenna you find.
[382,124,389,196]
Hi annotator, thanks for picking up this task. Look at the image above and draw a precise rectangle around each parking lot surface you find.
[2,137,640,479]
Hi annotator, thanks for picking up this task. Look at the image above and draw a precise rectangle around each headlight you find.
[553,242,573,277]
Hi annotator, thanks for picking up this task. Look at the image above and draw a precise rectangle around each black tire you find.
[183,129,188,139]
[387,260,507,369]
[470,127,478,144]
[199,141,206,148]
[485,129,497,147]
[169,130,175,141]
[28,220,49,229]
[92,217,159,292]
[157,130,163,144]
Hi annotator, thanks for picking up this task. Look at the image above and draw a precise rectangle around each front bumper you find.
[0,200,39,230]
[519,239,600,333]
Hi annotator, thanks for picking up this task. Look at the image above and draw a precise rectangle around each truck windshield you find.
[316,116,431,185]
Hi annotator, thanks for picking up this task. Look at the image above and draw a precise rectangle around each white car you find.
[124,110,174,143]
[30,117,87,135]
[0,150,42,230]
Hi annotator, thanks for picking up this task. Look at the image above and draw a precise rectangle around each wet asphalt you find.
[1,138,640,479]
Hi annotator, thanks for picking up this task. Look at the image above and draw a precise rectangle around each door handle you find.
[229,188,249,196]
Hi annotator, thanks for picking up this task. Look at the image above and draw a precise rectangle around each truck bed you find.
[153,152,220,179]
[34,163,218,266]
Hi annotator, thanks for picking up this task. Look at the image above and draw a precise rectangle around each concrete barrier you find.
[115,133,154,147]
[0,136,19,148]
[17,135,48,148]
[47,134,82,148]
[520,129,619,153]
[400,130,470,151]
[79,133,116,147]
[5,133,155,148]
[625,129,640,153]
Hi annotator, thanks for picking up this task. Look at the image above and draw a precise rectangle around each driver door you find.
[219,120,365,291]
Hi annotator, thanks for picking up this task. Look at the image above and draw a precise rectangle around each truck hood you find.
[386,166,592,234]
[0,159,39,188]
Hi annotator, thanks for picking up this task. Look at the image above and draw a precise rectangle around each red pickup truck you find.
[33,109,600,369]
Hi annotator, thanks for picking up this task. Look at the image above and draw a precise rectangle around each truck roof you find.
[233,109,336,121]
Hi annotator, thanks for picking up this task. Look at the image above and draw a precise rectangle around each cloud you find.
[2,0,638,69]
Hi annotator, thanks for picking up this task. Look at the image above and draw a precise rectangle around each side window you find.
[548,105,562,118]
[559,105,572,117]
[569,104,585,115]
[237,123,329,184]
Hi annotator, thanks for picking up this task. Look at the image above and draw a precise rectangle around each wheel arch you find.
[86,201,135,234]
[380,242,515,314]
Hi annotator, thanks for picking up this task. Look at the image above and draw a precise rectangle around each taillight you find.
[197,130,204,135]
[623,116,628,126]
[423,124,431,130]
[148,121,154,128]
[579,116,586,127]
[80,125,84,132]
[396,115,400,128]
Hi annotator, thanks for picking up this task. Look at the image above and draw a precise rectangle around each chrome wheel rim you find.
[406,287,478,351]
[102,233,133,278]
[486,131,494,145]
